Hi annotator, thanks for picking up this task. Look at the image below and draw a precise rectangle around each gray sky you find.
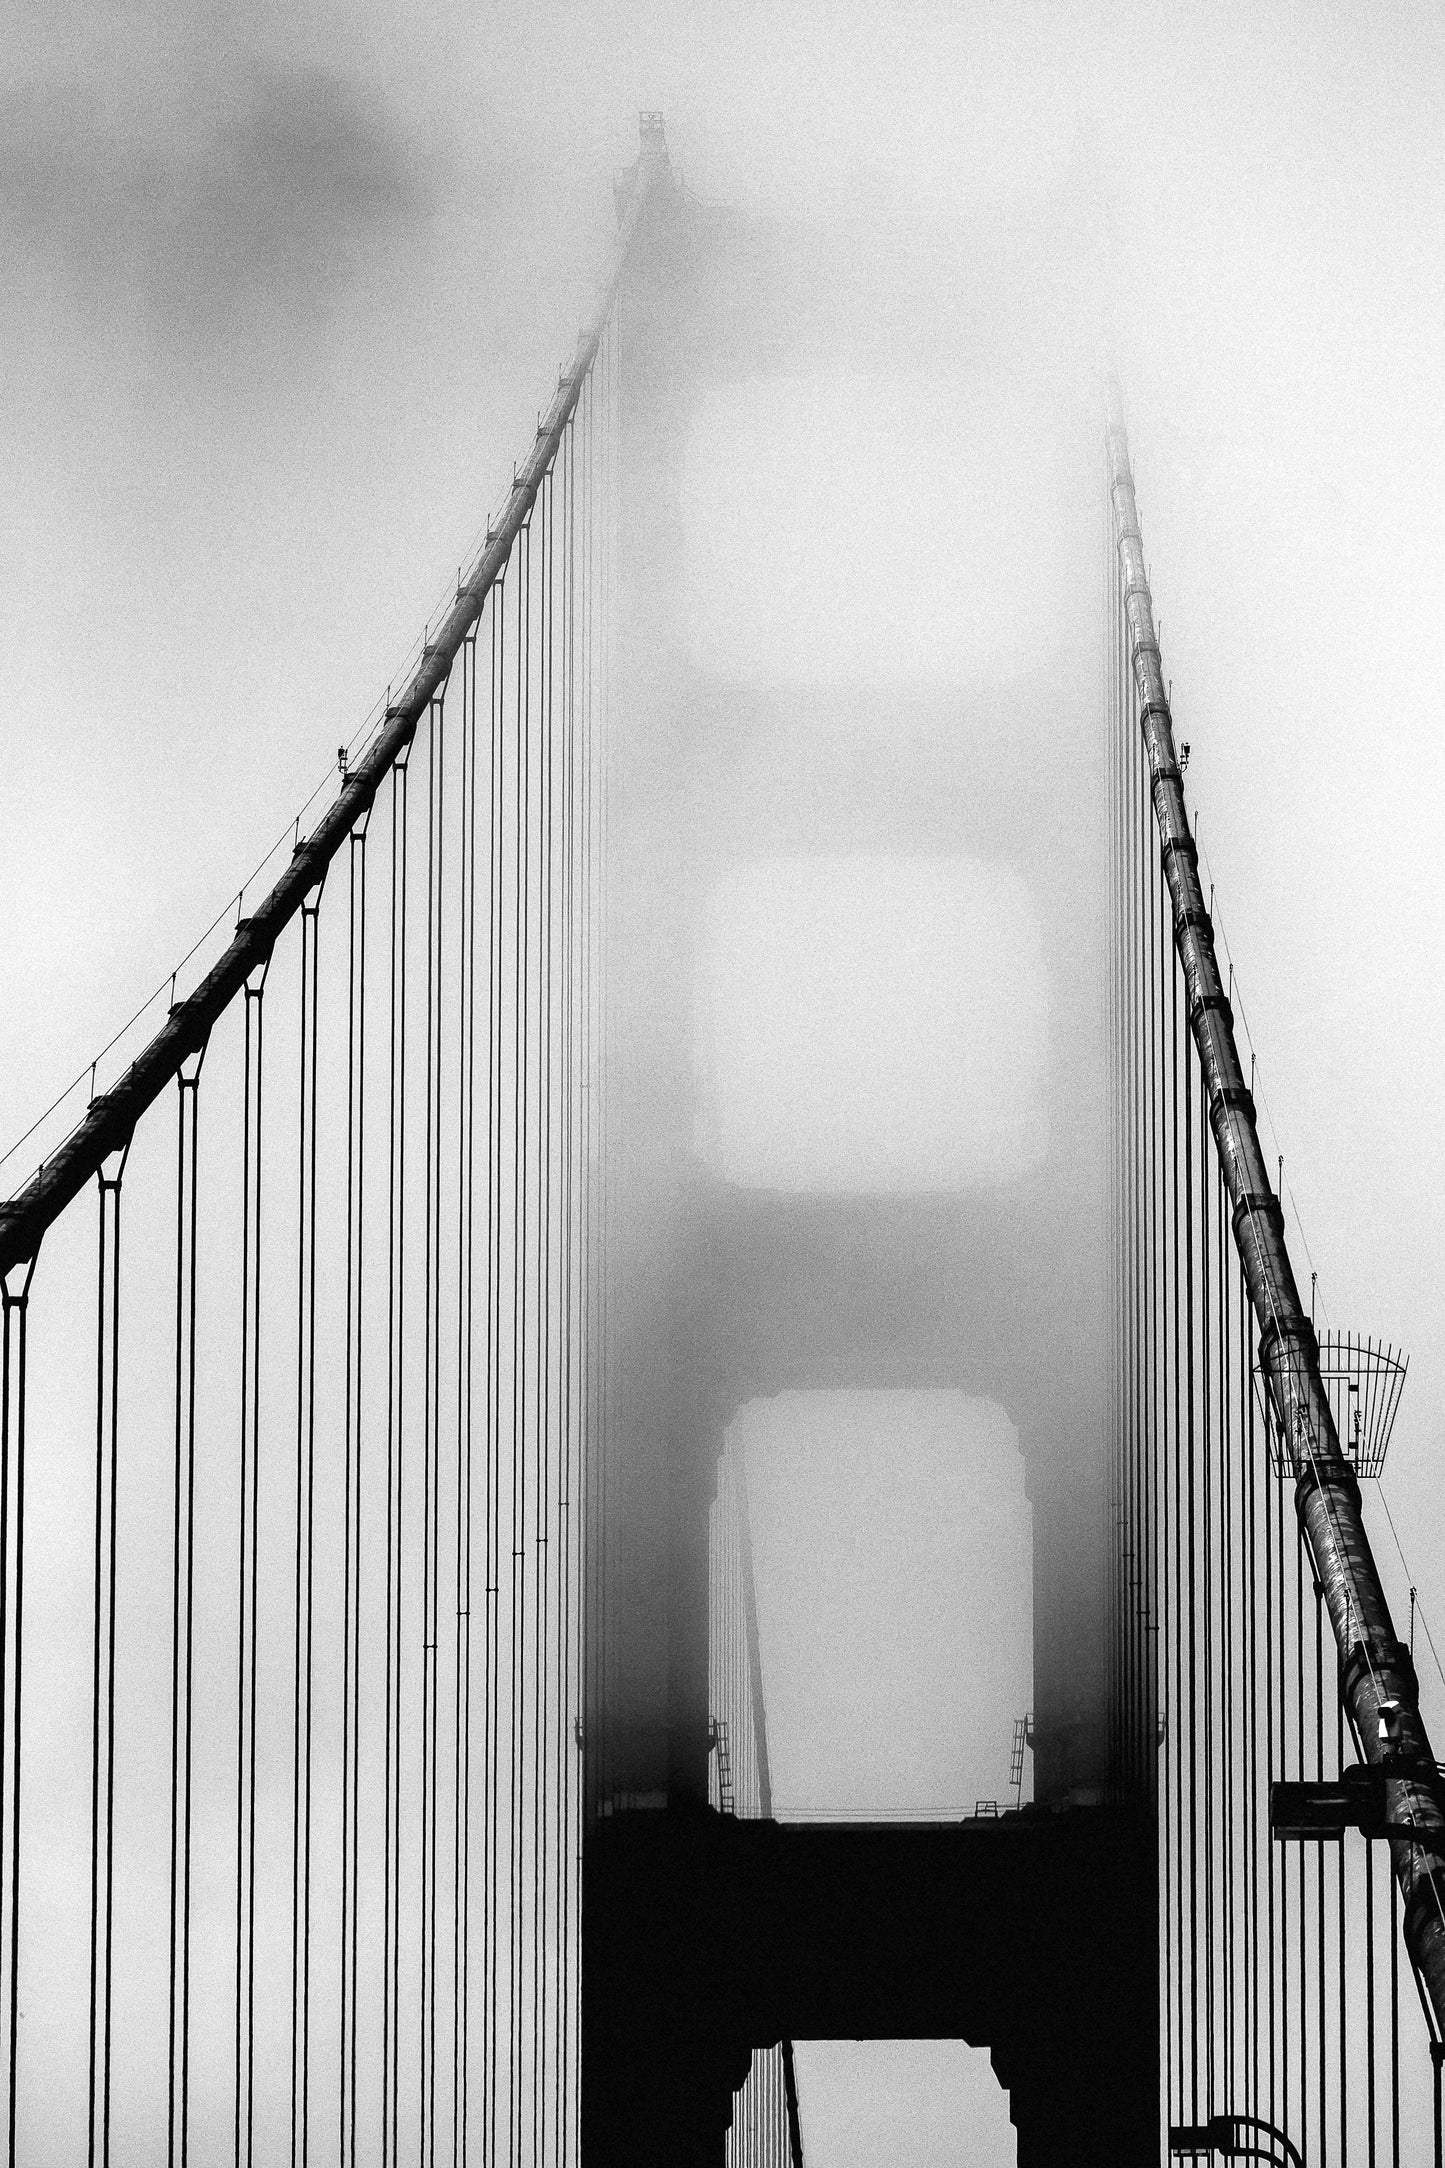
[6,2,1445,2159]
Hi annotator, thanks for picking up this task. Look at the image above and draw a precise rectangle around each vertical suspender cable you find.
[1392,1872,1401,2166]
[1149,644,1163,1821]
[383,749,409,2168]
[1127,602,1139,1786]
[1144,645,1157,1798]
[486,565,506,2164]
[1280,1326,1291,2142]
[421,683,445,2167]
[509,509,529,2168]
[1129,603,1141,1784]
[598,312,615,1834]
[523,490,536,2168]
[455,620,478,2168]
[1172,856,1185,2115]
[1245,1249,1260,2128]
[535,467,553,2168]
[554,440,568,2161]
[1219,1123,1230,2102]
[581,359,598,1832]
[1297,1436,1307,2144]
[522,488,534,2163]
[1200,964,1215,2112]
[170,1045,205,2168]
[236,958,268,2168]
[1315,1569,1325,2155]
[558,412,577,2166]
[1297,1481,1307,2156]
[340,809,368,2168]
[0,1250,38,2162]
[1264,1229,1277,2138]
[1377,1812,1386,2150]
[433,685,445,2164]
[1117,453,1126,1795]
[89,1138,130,2168]
[420,707,435,2163]
[1126,512,1136,1799]
[553,436,570,2154]
[603,313,617,1823]
[1230,1162,1239,2107]
[1184,733,1196,2118]
[1343,1639,1351,2150]
[291,886,323,2168]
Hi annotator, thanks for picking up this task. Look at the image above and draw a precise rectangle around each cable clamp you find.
[1231,1191,1285,1257]
[1342,1638,1419,1711]
[1256,1308,1315,1362]
[1189,986,1233,1033]
[1209,1082,1257,1132]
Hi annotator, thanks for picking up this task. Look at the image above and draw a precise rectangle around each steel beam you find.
[1106,385,1445,2035]
[583,1804,1158,2166]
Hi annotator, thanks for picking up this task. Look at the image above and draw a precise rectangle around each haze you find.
[5,2,1445,2159]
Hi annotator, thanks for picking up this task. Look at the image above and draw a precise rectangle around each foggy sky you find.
[6,3,1445,2161]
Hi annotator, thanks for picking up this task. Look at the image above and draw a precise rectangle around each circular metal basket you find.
[1260,1332,1408,1478]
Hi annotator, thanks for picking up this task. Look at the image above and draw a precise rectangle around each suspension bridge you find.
[0,113,1441,2166]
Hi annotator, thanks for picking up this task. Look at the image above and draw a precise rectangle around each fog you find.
[5,1,1445,2159]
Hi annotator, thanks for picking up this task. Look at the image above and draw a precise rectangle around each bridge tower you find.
[581,124,1158,2167]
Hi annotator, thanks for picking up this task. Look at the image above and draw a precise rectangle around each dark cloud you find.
[0,54,434,331]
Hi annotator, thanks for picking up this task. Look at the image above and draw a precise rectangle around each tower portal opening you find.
[723,1389,1032,1820]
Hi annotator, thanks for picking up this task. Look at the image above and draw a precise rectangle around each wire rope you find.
[1,1256,37,2165]
[169,1049,204,2168]
[89,1143,127,2168]
[340,812,368,2168]
[486,561,506,2168]
[231,967,267,2168]
[290,888,322,2168]
[382,747,409,2168]
[420,683,445,2168]
[453,619,478,2168]
[534,464,553,2168]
